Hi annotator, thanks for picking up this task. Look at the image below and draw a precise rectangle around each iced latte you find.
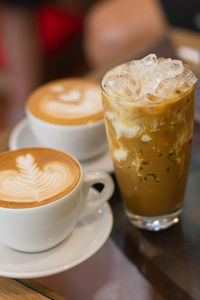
[101,54,197,230]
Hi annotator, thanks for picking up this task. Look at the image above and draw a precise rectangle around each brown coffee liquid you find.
[27,78,104,125]
[102,88,194,216]
[0,148,81,208]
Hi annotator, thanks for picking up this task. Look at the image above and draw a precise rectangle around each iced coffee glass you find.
[101,54,197,231]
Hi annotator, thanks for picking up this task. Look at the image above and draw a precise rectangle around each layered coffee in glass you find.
[101,54,197,230]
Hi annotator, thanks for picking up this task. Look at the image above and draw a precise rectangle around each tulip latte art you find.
[0,148,81,208]
[27,78,104,125]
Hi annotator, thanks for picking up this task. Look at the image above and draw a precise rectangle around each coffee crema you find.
[0,148,81,208]
[27,78,104,125]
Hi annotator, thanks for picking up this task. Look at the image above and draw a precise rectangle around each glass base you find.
[125,208,182,231]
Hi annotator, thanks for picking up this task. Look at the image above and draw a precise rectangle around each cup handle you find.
[80,171,114,219]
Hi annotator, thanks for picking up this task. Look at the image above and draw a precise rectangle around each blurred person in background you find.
[84,0,167,69]
[84,0,200,68]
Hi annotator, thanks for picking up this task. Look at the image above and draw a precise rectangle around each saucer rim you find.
[0,201,113,279]
[9,118,28,151]
[9,118,114,173]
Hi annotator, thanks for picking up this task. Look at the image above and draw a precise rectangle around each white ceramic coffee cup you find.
[0,158,114,253]
[26,107,107,161]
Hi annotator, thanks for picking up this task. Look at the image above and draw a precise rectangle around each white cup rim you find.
[0,147,83,212]
[25,106,105,129]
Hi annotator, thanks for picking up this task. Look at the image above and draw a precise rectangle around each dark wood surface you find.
[0,277,61,300]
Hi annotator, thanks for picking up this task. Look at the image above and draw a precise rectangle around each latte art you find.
[0,148,81,208]
[0,154,72,202]
[58,90,81,102]
[27,78,104,125]
[44,88,101,119]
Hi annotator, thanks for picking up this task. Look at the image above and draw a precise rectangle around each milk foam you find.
[41,86,102,119]
[51,84,64,93]
[102,54,197,104]
[59,90,81,102]
[0,154,74,203]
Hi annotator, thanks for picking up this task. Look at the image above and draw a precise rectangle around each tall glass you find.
[101,55,197,230]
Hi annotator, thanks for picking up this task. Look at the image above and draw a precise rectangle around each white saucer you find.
[9,118,114,173]
[0,189,113,279]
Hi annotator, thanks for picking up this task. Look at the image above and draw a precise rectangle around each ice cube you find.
[154,78,178,98]
[104,74,140,98]
[170,60,184,76]
[159,59,184,79]
[181,66,198,87]
[141,54,158,66]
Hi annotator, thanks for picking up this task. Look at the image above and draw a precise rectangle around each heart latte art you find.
[0,148,81,208]
[27,78,104,125]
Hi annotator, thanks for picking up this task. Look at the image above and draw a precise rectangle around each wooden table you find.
[0,277,67,300]
[0,28,200,300]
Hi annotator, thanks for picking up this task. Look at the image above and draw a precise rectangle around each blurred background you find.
[0,0,200,128]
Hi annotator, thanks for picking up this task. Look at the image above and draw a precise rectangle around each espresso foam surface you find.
[28,78,103,125]
[102,54,197,104]
[0,148,80,208]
